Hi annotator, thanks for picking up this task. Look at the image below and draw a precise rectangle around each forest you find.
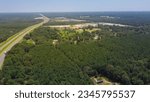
[0,12,150,85]
[0,24,150,85]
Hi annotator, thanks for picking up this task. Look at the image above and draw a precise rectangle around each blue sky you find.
[0,0,150,12]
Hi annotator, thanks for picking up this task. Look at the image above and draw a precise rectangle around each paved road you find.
[0,14,49,69]
[0,54,5,69]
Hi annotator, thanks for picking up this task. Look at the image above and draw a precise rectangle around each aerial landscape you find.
[0,0,150,85]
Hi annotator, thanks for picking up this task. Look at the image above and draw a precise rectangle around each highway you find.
[0,14,49,69]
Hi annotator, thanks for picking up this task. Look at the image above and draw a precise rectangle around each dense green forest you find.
[0,23,150,85]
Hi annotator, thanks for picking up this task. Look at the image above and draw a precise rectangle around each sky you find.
[0,0,150,12]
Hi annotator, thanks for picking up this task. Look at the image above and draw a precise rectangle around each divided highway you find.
[0,15,49,69]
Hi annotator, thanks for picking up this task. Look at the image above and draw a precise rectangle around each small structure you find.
[93,35,99,40]
[94,78,104,84]
[52,40,59,47]
[113,33,117,37]
[74,41,78,45]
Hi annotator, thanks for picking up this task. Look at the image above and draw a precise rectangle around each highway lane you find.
[0,14,49,69]
[0,54,5,69]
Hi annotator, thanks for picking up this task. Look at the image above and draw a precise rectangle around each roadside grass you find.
[0,22,44,55]
[0,62,3,70]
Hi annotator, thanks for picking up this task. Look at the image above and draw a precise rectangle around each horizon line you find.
[0,11,150,13]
